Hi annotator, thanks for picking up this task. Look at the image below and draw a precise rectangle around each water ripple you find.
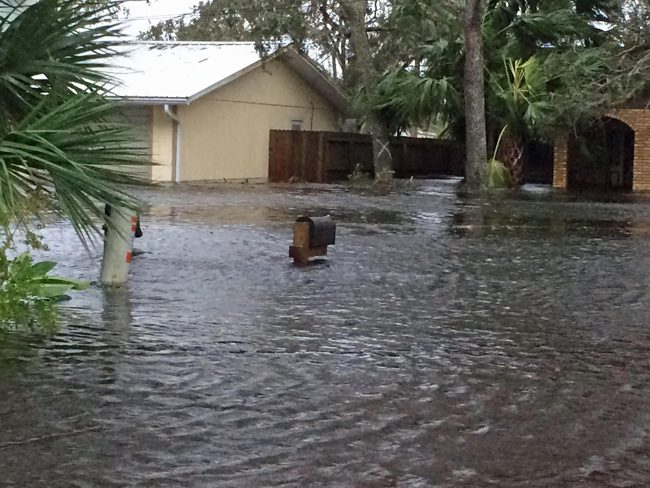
[1,181,650,486]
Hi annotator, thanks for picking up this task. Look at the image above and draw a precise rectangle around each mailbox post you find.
[100,205,137,286]
[289,216,336,264]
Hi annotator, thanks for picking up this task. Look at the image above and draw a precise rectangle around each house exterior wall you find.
[553,109,650,191]
[117,105,153,180]
[151,105,175,182]
[177,58,341,182]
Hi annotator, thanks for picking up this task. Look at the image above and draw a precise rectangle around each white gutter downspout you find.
[163,104,182,183]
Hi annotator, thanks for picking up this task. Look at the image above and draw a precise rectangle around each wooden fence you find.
[268,130,465,183]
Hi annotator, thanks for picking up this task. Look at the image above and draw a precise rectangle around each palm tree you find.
[372,0,625,187]
[0,0,147,242]
[488,57,552,186]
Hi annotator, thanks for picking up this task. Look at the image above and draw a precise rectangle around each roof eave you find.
[111,96,191,106]
[111,44,349,114]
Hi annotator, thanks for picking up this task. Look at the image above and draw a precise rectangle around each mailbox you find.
[296,216,336,248]
[289,215,336,264]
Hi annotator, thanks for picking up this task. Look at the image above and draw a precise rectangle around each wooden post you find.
[100,206,136,287]
[288,220,333,264]
[289,222,311,265]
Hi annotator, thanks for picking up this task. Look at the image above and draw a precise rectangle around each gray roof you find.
[108,41,348,113]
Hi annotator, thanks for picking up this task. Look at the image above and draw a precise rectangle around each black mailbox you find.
[296,215,336,248]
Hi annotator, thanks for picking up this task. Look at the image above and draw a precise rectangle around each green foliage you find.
[142,0,255,42]
[142,0,398,92]
[367,0,646,147]
[489,56,553,138]
[0,194,87,332]
[484,158,511,189]
[0,248,86,332]
[0,93,146,241]
[0,0,149,243]
[0,0,149,330]
[484,125,512,189]
[142,0,336,70]
[360,70,461,135]
[0,250,53,331]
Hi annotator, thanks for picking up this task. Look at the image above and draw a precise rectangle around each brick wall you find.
[553,135,568,188]
[552,109,650,191]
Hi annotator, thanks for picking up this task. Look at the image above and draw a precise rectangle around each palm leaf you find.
[0,0,149,244]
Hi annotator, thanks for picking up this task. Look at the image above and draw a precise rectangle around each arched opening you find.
[567,117,635,191]
[525,140,554,184]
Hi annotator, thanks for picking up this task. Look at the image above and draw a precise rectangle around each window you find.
[291,119,303,131]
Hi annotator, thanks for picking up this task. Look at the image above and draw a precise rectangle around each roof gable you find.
[109,41,348,113]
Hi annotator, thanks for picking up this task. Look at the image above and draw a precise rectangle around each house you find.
[109,42,349,182]
[552,93,650,191]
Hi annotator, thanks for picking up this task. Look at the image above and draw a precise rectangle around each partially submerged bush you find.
[0,250,88,332]
[484,157,512,189]
[1,250,56,332]
[374,167,395,186]
[483,125,512,189]
[1,203,88,332]
[348,163,372,184]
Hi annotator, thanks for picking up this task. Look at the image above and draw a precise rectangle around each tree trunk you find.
[463,0,487,188]
[497,134,525,187]
[366,113,393,181]
[340,0,393,181]
[100,205,135,287]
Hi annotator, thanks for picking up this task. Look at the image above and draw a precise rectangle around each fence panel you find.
[268,130,293,182]
[268,130,465,183]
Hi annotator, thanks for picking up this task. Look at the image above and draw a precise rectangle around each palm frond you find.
[0,93,148,241]
[361,69,461,133]
[0,0,125,120]
[0,0,149,244]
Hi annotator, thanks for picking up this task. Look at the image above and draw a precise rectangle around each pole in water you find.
[100,205,136,286]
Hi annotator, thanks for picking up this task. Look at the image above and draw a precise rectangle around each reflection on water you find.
[2,180,650,487]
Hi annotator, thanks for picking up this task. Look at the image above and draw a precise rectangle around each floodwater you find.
[2,179,650,487]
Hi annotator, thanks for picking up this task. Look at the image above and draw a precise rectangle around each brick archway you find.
[554,109,650,191]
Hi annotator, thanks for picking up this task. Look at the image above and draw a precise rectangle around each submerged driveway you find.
[2,180,650,487]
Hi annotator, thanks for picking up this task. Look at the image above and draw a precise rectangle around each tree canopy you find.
[142,0,650,187]
[367,0,649,186]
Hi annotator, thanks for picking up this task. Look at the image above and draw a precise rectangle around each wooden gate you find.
[268,130,325,183]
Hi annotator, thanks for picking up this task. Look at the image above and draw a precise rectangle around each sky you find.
[120,0,200,38]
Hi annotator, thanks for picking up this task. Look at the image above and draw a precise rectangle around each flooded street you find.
[2,179,650,487]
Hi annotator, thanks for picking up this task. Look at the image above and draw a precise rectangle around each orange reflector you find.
[125,250,133,263]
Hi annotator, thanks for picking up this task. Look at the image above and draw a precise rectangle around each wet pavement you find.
[1,179,650,487]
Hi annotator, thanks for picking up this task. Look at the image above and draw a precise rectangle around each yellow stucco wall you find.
[151,106,174,182]
[175,59,341,182]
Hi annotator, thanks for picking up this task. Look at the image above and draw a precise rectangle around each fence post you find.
[100,205,136,287]
[317,132,325,182]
